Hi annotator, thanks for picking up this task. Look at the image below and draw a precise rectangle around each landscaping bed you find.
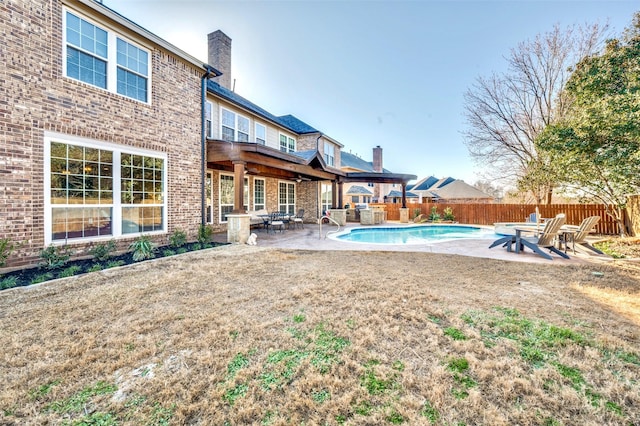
[0,237,227,291]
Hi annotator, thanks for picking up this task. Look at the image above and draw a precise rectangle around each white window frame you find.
[205,170,214,223]
[254,178,266,211]
[278,181,296,214]
[205,101,213,138]
[279,133,296,153]
[255,122,266,145]
[321,183,332,213]
[62,7,151,104]
[219,173,234,223]
[324,143,335,166]
[244,177,249,211]
[220,107,250,142]
[44,133,167,245]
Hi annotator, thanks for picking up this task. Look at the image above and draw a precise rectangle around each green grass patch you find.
[311,389,330,404]
[63,411,117,426]
[28,379,61,401]
[227,352,250,378]
[223,383,248,406]
[553,362,585,391]
[47,381,117,414]
[444,327,466,340]
[421,400,440,423]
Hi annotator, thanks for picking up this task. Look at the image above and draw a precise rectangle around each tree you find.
[536,13,640,236]
[473,180,504,200]
[463,23,608,203]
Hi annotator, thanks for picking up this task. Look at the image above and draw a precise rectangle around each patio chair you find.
[267,212,285,233]
[518,214,568,260]
[563,216,603,254]
[292,209,305,229]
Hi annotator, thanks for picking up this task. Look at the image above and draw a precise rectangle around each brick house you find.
[1,0,415,268]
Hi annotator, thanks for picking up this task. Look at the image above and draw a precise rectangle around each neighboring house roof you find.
[346,185,374,195]
[387,190,418,198]
[340,151,391,173]
[207,81,318,135]
[433,177,456,189]
[429,180,493,200]
[412,176,440,191]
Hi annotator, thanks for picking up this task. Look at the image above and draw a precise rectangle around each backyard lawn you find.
[1,245,638,425]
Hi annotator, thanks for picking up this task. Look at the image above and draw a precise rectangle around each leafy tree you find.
[464,23,608,203]
[535,13,640,235]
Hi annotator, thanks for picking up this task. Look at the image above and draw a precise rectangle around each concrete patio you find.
[213,221,611,265]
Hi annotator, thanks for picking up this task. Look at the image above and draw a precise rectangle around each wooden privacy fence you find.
[372,203,621,235]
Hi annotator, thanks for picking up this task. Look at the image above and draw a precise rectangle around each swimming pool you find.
[331,224,498,245]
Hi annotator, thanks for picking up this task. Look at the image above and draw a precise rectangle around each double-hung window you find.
[46,137,166,244]
[279,134,296,153]
[219,175,234,222]
[279,182,296,215]
[255,123,266,145]
[64,10,150,103]
[324,143,335,166]
[221,108,249,142]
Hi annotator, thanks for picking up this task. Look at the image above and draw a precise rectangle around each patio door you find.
[279,182,295,214]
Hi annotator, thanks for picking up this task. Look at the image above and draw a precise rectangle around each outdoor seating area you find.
[250,211,306,233]
[489,214,603,260]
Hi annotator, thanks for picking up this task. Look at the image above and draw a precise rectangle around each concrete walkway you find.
[214,221,611,265]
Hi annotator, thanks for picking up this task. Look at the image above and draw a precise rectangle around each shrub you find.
[129,235,156,262]
[443,207,455,221]
[0,276,18,290]
[0,238,15,267]
[428,206,441,222]
[88,240,117,262]
[169,229,187,248]
[197,224,213,244]
[39,245,72,270]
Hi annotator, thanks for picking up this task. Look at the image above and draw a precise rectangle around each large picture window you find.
[64,9,150,102]
[46,137,165,244]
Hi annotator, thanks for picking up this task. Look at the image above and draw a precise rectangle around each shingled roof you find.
[340,152,392,173]
[207,81,318,134]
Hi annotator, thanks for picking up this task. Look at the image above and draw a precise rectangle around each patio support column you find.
[331,181,338,208]
[232,161,246,213]
[338,181,344,209]
[401,183,407,208]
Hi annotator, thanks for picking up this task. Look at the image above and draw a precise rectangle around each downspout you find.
[201,65,215,226]
[316,133,323,220]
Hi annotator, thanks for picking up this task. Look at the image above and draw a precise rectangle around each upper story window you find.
[205,101,213,138]
[324,143,335,167]
[64,10,150,103]
[255,123,266,145]
[221,108,249,142]
[279,134,296,153]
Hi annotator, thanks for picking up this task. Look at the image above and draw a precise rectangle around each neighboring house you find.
[1,2,415,268]
[340,146,405,204]
[408,177,494,203]
[386,190,419,204]
[345,185,373,206]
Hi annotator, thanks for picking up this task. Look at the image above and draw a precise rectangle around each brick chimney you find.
[373,145,383,172]
[207,30,232,90]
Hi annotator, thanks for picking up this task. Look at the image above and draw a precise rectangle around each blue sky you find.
[104,0,637,184]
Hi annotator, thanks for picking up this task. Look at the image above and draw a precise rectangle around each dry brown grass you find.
[1,245,639,425]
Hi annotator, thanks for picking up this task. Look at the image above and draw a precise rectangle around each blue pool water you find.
[332,225,498,245]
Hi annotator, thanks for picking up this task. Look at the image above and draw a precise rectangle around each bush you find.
[169,229,187,248]
[197,224,213,244]
[89,240,117,262]
[39,245,72,270]
[0,238,15,267]
[443,207,455,221]
[428,206,441,222]
[129,235,156,262]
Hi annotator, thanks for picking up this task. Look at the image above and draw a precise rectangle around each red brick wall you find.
[0,0,204,267]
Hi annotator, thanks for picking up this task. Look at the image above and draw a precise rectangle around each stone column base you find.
[399,208,409,223]
[227,214,251,244]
